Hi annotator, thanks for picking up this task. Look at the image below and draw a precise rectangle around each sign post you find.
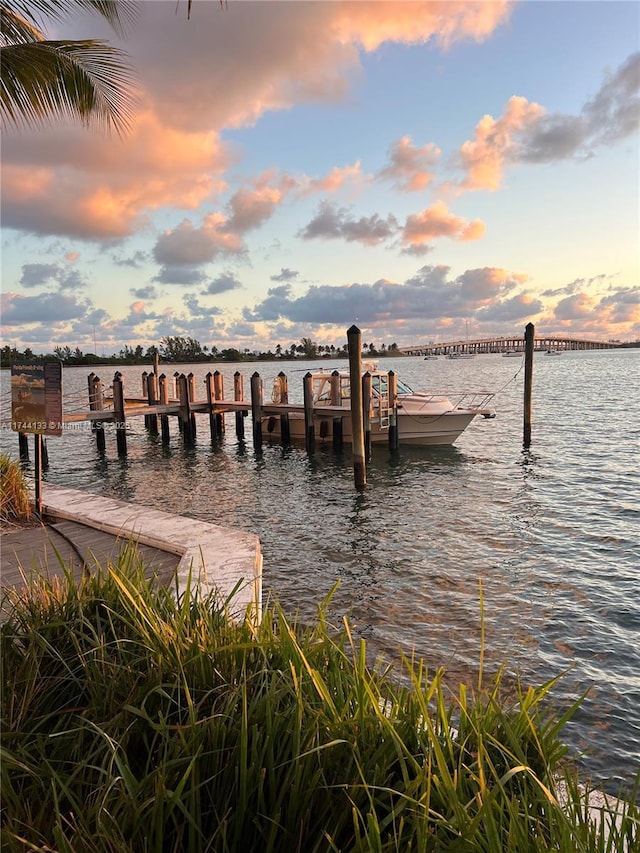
[11,362,63,516]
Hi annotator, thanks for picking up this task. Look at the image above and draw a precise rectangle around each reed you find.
[0,453,32,526]
[1,554,637,852]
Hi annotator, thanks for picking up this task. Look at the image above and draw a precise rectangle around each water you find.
[2,350,639,794]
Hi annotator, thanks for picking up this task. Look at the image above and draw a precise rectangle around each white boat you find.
[545,349,562,356]
[502,351,522,358]
[448,351,475,359]
[264,363,496,447]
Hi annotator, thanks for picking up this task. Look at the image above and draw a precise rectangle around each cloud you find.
[153,213,244,267]
[299,201,398,245]
[1,291,91,324]
[153,266,206,286]
[300,163,364,195]
[203,272,243,295]
[457,96,546,191]
[18,262,87,291]
[245,265,529,325]
[130,285,159,299]
[225,171,296,232]
[270,268,299,283]
[378,136,441,191]
[401,201,485,251]
[460,52,640,180]
[1,111,230,240]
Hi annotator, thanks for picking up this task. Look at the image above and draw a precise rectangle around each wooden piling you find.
[112,371,127,455]
[362,371,372,460]
[34,433,42,516]
[213,371,225,435]
[250,372,263,450]
[18,431,29,461]
[303,372,315,454]
[524,322,534,447]
[234,372,245,440]
[142,371,149,428]
[88,373,106,452]
[205,372,218,440]
[187,373,197,438]
[388,370,399,450]
[276,371,290,445]
[330,370,343,450]
[347,325,366,490]
[146,371,158,435]
[177,373,193,443]
[158,373,170,443]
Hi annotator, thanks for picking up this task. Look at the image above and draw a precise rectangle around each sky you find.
[1,0,639,356]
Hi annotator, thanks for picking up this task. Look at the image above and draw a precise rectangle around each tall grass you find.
[1,553,638,852]
[0,453,32,526]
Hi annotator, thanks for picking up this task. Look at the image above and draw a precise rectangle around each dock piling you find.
[177,374,193,444]
[330,370,343,450]
[362,371,372,460]
[112,372,127,455]
[276,371,290,445]
[347,325,366,490]
[388,371,399,450]
[158,373,170,443]
[524,322,534,446]
[214,371,225,435]
[303,372,315,454]
[234,372,245,440]
[250,372,263,450]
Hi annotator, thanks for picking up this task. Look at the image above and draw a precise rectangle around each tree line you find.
[1,337,402,368]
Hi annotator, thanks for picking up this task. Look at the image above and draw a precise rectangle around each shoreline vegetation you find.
[1,553,638,852]
[3,335,639,370]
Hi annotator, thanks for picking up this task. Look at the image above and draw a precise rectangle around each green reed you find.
[1,551,637,852]
[0,453,32,525]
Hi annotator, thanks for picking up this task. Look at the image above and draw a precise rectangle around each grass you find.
[0,453,32,527]
[1,552,638,852]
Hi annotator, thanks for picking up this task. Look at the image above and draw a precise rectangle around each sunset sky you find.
[2,0,639,355]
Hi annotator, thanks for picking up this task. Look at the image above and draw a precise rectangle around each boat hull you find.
[263,409,478,447]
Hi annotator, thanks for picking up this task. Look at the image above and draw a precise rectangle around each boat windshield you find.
[314,371,414,402]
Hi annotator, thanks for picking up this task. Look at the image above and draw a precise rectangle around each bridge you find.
[399,334,623,357]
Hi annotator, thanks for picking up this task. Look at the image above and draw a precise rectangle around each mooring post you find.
[524,322,534,447]
[141,371,149,428]
[153,351,159,378]
[89,373,105,452]
[277,371,290,445]
[347,324,366,490]
[158,373,170,444]
[18,432,29,461]
[177,373,193,443]
[234,371,245,440]
[213,371,225,435]
[34,433,42,516]
[205,372,218,440]
[146,371,158,435]
[362,371,372,460]
[173,371,180,401]
[250,372,263,450]
[187,372,197,438]
[303,372,315,454]
[112,371,127,455]
[388,370,399,451]
[330,370,343,450]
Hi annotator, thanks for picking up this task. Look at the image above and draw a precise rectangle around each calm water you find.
[2,350,639,794]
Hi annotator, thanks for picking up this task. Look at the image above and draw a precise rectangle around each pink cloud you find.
[379,136,441,192]
[458,96,546,191]
[402,201,485,248]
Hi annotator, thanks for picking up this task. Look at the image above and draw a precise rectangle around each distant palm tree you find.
[1,0,137,134]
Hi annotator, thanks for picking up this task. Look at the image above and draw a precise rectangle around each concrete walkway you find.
[1,483,262,622]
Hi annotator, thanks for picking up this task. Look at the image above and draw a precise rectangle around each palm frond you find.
[1,38,137,135]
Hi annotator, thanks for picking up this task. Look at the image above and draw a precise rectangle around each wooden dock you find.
[52,366,387,459]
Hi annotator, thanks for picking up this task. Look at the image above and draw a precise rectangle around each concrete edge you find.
[41,483,262,622]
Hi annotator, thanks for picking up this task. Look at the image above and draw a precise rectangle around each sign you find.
[11,362,63,436]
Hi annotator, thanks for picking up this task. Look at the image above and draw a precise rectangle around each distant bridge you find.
[399,334,623,357]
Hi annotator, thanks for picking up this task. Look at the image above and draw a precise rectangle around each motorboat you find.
[502,351,522,358]
[264,363,496,447]
[448,352,475,359]
[545,349,562,356]
[423,355,439,360]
